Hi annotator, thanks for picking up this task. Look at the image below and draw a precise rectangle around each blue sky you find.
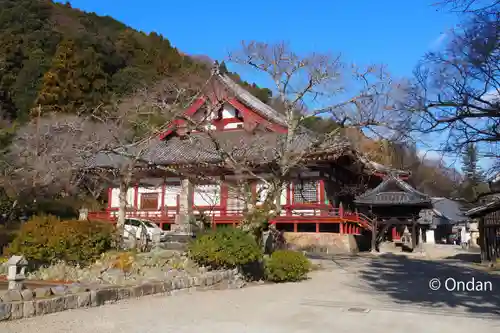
[65,0,459,78]
[62,0,477,168]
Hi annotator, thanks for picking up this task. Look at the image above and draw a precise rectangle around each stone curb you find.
[0,269,237,322]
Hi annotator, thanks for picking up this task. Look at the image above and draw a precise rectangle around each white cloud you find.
[417,149,443,161]
[430,33,448,48]
[482,89,499,103]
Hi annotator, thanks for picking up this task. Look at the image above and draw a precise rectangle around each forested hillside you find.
[0,0,271,120]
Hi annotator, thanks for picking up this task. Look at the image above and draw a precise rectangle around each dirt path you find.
[2,255,500,333]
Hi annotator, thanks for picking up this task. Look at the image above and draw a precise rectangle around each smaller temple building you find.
[355,175,432,252]
[466,195,500,264]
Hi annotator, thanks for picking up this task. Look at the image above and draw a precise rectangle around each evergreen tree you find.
[460,143,485,200]
[34,39,81,114]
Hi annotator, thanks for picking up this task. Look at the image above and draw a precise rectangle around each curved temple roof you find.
[355,175,431,207]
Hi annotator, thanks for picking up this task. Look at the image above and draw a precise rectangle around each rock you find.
[34,287,52,298]
[91,288,118,306]
[116,288,131,300]
[50,285,68,296]
[152,282,163,294]
[1,290,22,302]
[229,277,247,289]
[128,285,143,298]
[162,280,173,292]
[76,292,91,308]
[139,283,154,296]
[205,273,214,286]
[23,301,35,318]
[101,268,125,285]
[35,297,65,316]
[67,283,87,294]
[0,302,11,321]
[10,302,23,320]
[21,289,34,301]
[63,294,79,309]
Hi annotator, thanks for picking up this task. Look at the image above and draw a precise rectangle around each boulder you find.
[1,290,22,302]
[21,289,34,301]
[34,287,52,298]
[50,285,69,296]
[0,302,11,321]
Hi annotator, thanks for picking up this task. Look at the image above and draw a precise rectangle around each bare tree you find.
[86,73,216,243]
[410,12,499,178]
[199,41,409,231]
[2,112,116,208]
[434,0,500,14]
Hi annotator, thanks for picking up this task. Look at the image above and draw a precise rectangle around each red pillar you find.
[340,223,344,234]
[133,185,139,210]
[160,184,165,214]
[286,183,292,216]
[220,182,228,216]
[318,180,325,216]
[107,188,112,210]
[251,181,257,204]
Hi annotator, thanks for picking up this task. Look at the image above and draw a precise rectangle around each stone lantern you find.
[6,255,28,291]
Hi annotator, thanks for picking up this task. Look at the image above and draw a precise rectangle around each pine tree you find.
[34,39,81,114]
[460,143,485,200]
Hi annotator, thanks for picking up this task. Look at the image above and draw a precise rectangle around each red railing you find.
[88,205,374,235]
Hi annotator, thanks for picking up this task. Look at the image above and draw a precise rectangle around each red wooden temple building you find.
[86,63,410,239]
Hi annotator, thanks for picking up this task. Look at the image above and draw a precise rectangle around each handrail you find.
[88,207,376,230]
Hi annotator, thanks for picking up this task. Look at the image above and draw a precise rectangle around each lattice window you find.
[140,193,159,210]
[293,181,318,203]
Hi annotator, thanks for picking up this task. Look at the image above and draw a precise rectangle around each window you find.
[293,181,318,203]
[141,220,158,229]
[140,193,159,210]
[227,184,246,211]
[194,184,220,206]
[125,219,141,227]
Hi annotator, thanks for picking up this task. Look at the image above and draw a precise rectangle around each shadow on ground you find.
[356,254,500,317]
[443,253,481,263]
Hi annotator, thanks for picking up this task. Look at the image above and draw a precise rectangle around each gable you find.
[158,68,289,140]
[355,176,431,206]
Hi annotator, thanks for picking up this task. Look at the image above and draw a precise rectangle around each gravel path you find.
[2,256,500,333]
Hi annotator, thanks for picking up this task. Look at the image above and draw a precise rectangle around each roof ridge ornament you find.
[211,60,220,76]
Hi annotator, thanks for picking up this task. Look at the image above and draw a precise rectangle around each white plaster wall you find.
[224,122,243,129]
[281,184,288,205]
[426,230,435,244]
[221,103,237,119]
[138,187,161,194]
[110,188,134,208]
[291,209,317,216]
[194,184,221,206]
[164,185,181,206]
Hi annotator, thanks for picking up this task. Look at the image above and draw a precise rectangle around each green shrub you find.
[187,227,263,269]
[265,250,311,282]
[0,223,20,255]
[5,214,114,266]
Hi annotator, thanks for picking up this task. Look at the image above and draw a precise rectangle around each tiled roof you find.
[465,196,500,217]
[355,175,432,206]
[85,129,357,170]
